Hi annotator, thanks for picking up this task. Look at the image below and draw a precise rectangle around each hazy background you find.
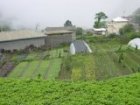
[0,0,140,29]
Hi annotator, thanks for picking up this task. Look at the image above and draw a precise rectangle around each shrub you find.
[119,24,135,35]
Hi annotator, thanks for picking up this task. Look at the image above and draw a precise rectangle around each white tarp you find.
[128,38,140,49]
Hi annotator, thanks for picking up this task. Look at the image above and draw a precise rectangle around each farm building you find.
[70,40,92,55]
[44,26,76,48]
[0,30,46,50]
[128,38,140,49]
[93,28,107,35]
[107,17,129,34]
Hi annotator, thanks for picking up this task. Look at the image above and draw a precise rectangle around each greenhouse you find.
[128,38,140,49]
[70,40,92,55]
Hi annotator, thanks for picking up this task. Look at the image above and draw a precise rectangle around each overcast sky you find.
[0,0,140,29]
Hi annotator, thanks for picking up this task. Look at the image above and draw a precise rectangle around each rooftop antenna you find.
[35,24,40,31]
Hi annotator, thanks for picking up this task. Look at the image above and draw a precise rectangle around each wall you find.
[45,33,76,48]
[107,22,128,34]
[0,37,45,50]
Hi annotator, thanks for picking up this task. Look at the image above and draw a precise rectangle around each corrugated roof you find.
[45,26,76,35]
[46,26,76,31]
[46,30,73,35]
[0,30,46,42]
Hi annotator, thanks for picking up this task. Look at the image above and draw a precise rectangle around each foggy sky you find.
[0,0,140,29]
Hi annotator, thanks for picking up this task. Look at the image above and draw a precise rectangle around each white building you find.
[107,17,129,34]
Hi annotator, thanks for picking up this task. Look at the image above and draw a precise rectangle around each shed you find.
[93,28,107,35]
[44,27,76,48]
[128,38,140,49]
[0,30,46,50]
[70,40,92,55]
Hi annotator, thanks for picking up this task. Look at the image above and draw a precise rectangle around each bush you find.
[127,32,140,39]
[119,24,135,35]
[76,27,83,35]
[107,33,118,38]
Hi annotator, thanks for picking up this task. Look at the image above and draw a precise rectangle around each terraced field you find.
[1,36,140,81]
[92,39,140,80]
[61,37,140,81]
[8,48,66,80]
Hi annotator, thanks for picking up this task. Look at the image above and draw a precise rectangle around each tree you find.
[131,8,140,27]
[119,24,135,35]
[0,25,11,32]
[64,20,73,27]
[76,27,83,35]
[94,12,108,28]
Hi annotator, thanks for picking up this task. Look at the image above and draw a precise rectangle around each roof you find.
[45,26,76,35]
[113,17,128,22]
[128,38,140,49]
[0,30,46,42]
[93,28,107,32]
[46,30,74,35]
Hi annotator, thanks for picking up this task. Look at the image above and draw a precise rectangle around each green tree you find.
[64,20,73,27]
[131,8,140,27]
[0,25,11,32]
[119,24,135,35]
[76,27,83,35]
[94,12,108,28]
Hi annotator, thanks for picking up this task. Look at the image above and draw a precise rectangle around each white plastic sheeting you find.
[70,40,92,55]
[128,38,140,49]
[83,42,92,53]
[70,43,76,55]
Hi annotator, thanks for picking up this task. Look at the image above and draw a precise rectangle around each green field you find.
[8,48,65,80]
[60,36,140,80]
[0,73,140,105]
[4,36,140,81]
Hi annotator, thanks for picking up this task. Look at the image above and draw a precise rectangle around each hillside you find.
[0,73,140,105]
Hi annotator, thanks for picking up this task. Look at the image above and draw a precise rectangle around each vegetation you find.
[7,48,67,80]
[131,8,140,27]
[0,73,140,105]
[119,24,135,35]
[76,27,83,35]
[64,20,73,27]
[61,36,140,80]
[94,12,108,28]
[0,24,11,32]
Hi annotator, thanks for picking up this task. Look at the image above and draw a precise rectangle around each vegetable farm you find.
[8,48,66,80]
[0,73,139,105]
